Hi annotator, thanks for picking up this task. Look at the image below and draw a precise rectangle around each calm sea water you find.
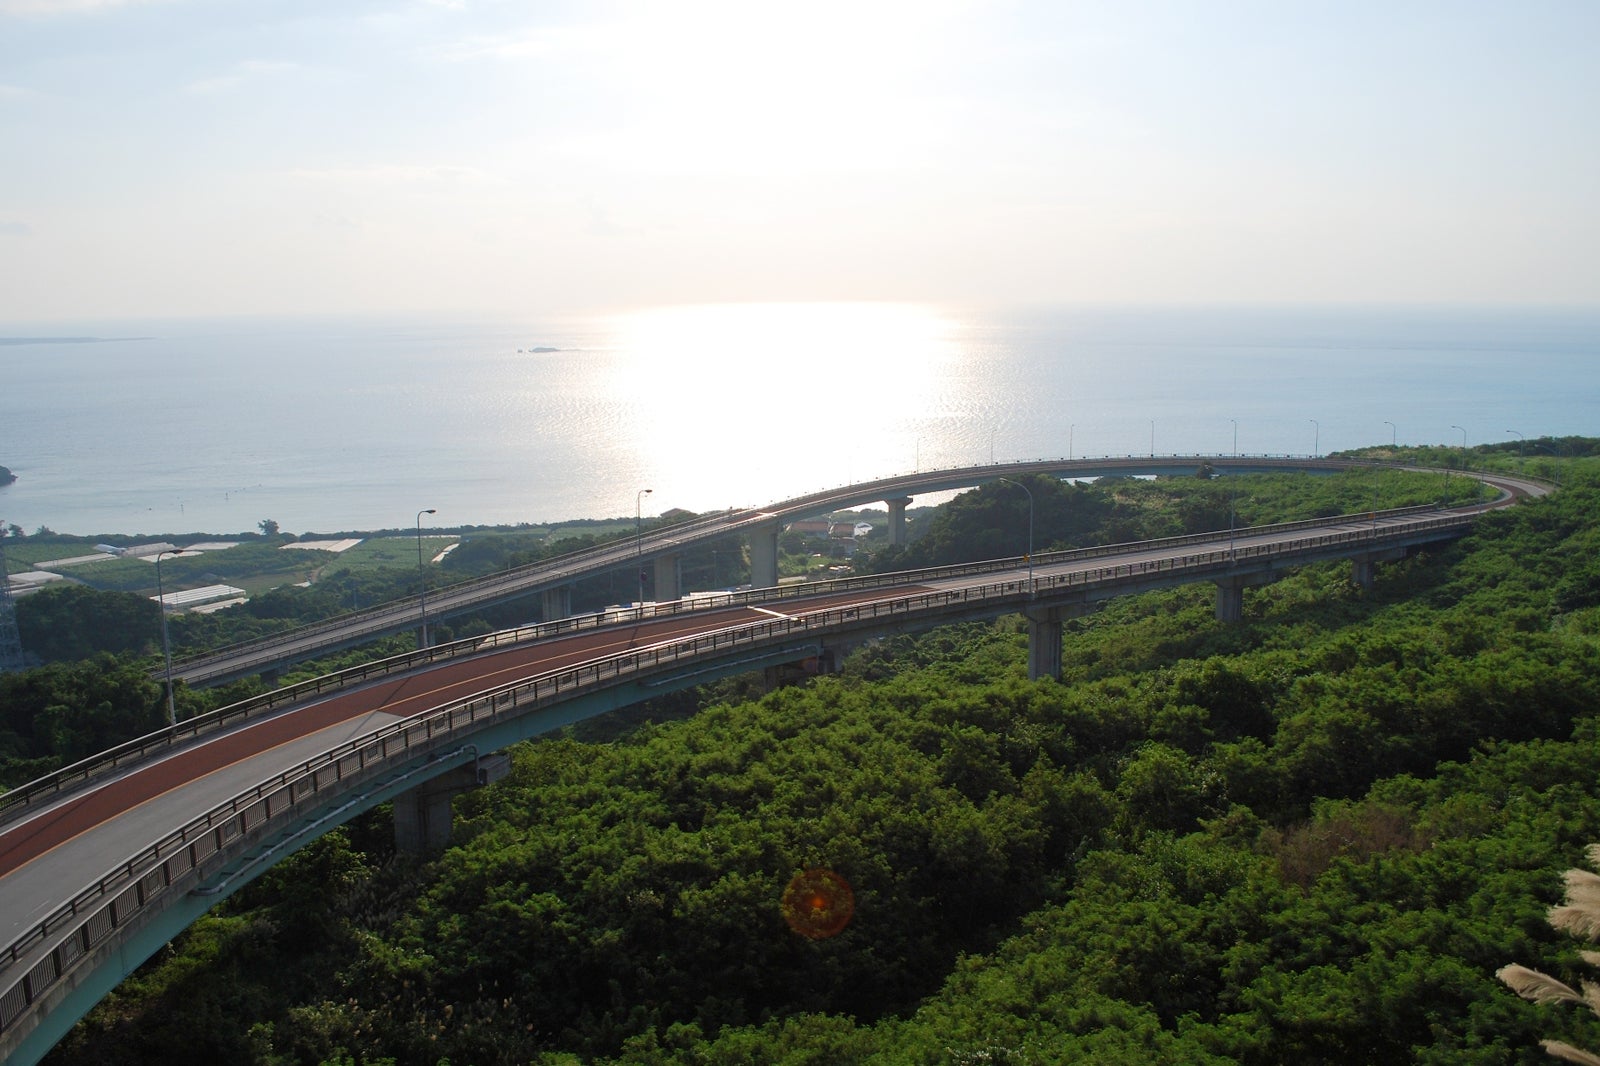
[1,304,1595,537]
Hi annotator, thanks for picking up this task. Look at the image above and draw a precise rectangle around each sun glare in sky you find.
[1,1,1596,320]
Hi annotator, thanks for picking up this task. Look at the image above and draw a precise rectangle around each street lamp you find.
[998,477,1034,592]
[416,508,436,649]
[153,547,184,726]
[1309,418,1319,458]
[1506,429,1524,467]
[1449,426,1467,505]
[1384,421,1396,448]
[1229,419,1239,556]
[1535,437,1564,487]
[636,488,653,606]
[1149,419,1155,459]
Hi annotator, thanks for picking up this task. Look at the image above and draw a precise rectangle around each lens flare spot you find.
[781,868,854,939]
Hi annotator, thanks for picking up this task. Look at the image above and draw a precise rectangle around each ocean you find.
[1,303,1595,537]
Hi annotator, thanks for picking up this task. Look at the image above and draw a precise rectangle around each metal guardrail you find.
[0,506,1482,1038]
[0,502,1454,828]
[162,508,736,678]
[159,454,1439,683]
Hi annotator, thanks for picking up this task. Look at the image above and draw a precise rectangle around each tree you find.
[258,518,280,536]
[16,585,160,661]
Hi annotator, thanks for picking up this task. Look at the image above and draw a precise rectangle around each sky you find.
[1,0,1597,321]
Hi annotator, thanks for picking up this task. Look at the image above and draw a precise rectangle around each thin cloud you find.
[289,164,499,185]
[185,59,298,95]
[429,23,608,64]
[1,0,172,14]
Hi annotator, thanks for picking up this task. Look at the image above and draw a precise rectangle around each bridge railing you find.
[161,454,1424,681]
[0,502,1462,828]
[161,508,736,678]
[0,506,1482,1037]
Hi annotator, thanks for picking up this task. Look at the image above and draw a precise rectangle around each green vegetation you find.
[25,448,1600,1065]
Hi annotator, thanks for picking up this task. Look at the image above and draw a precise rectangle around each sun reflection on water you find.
[596,302,969,514]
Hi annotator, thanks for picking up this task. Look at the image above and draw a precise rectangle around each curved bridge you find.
[0,465,1548,1064]
[170,455,1467,686]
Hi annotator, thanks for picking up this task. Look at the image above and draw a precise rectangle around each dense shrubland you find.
[21,454,1600,1064]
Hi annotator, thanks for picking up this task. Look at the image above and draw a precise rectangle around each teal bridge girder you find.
[0,466,1549,1065]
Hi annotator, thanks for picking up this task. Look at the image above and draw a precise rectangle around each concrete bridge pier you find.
[749,521,781,589]
[886,497,913,546]
[822,634,866,666]
[541,584,574,622]
[1215,577,1247,623]
[1352,547,1408,591]
[1214,572,1283,622]
[654,554,682,601]
[1023,606,1064,681]
[394,752,512,853]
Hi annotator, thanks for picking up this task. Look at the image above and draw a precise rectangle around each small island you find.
[0,465,15,487]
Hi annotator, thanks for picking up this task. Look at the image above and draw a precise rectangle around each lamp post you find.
[998,477,1034,592]
[416,508,436,649]
[1506,429,1524,469]
[1229,419,1239,556]
[1448,426,1466,505]
[636,488,653,606]
[1149,420,1155,459]
[1534,437,1564,487]
[153,548,183,726]
[1384,421,1396,448]
[1309,418,1319,458]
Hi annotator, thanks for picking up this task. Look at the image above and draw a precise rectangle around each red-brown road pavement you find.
[0,587,926,946]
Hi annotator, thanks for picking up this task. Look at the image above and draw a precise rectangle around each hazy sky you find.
[2,0,1596,320]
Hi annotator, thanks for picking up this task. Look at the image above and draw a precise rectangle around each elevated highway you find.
[0,465,1548,1064]
[168,455,1461,686]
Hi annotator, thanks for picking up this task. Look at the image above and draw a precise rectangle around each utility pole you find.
[0,526,25,672]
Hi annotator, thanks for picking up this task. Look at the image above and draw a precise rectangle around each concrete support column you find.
[654,553,682,601]
[821,636,862,668]
[1350,547,1406,593]
[1023,607,1064,682]
[1215,579,1245,623]
[394,753,511,854]
[885,497,913,547]
[541,584,574,622]
[749,521,781,589]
